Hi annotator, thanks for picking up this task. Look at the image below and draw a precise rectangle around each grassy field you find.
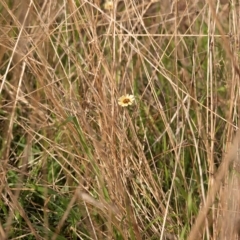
[0,0,240,239]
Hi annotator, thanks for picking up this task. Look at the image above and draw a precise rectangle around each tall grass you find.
[0,0,240,239]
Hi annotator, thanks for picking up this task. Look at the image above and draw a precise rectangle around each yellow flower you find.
[118,94,135,107]
[104,0,113,11]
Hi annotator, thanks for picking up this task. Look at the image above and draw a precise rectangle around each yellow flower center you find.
[123,98,130,104]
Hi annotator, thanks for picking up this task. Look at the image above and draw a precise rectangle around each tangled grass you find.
[0,0,240,239]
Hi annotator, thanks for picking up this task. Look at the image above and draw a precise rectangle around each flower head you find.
[118,94,135,107]
[104,0,113,11]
